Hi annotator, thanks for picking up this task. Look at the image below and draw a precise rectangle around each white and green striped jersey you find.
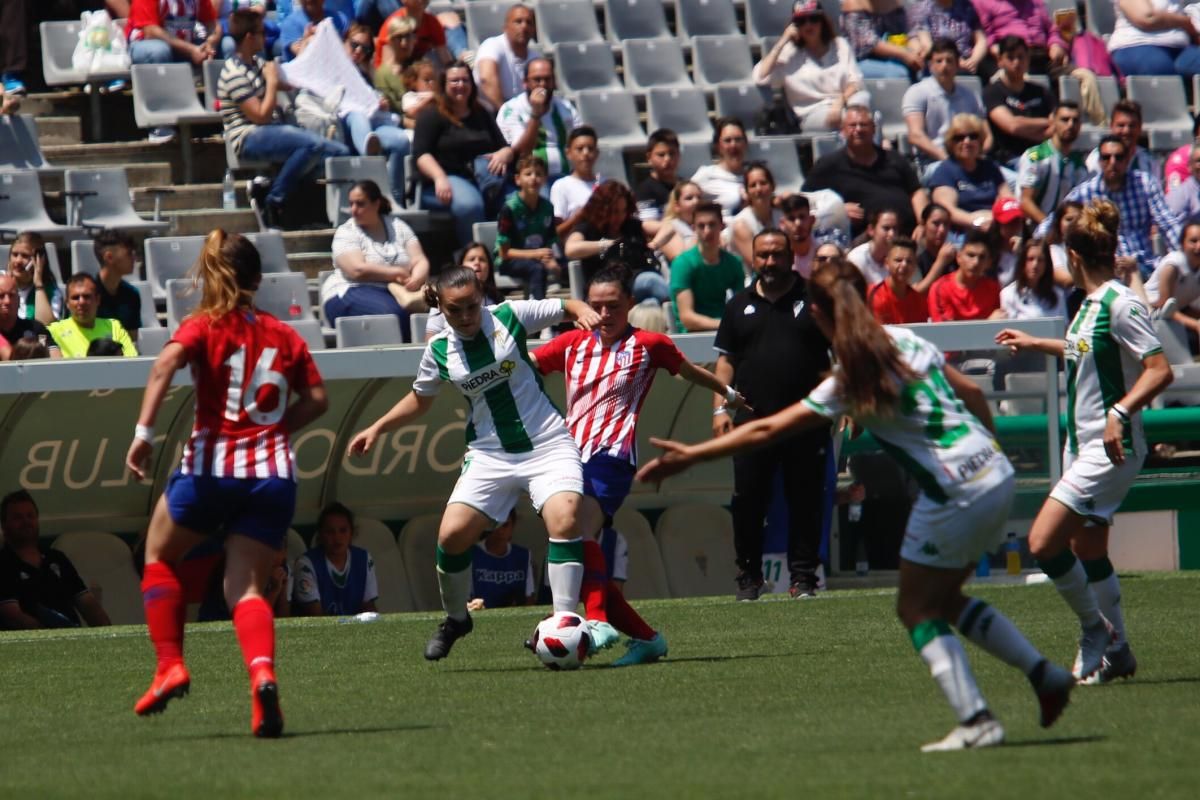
[803,326,1011,504]
[414,300,566,454]
[1064,280,1162,457]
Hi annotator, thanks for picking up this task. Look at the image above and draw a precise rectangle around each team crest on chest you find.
[616,350,633,368]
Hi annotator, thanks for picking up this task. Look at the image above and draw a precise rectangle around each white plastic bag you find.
[72,10,131,75]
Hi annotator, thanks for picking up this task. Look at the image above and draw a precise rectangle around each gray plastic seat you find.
[555,42,622,96]
[678,141,713,181]
[471,221,524,293]
[409,312,429,342]
[70,239,101,276]
[324,156,393,225]
[604,0,672,42]
[714,84,773,131]
[0,243,64,287]
[691,35,754,89]
[165,278,200,329]
[246,231,290,274]
[284,318,326,350]
[136,326,170,356]
[811,133,842,162]
[1084,0,1116,36]
[536,0,604,50]
[202,59,224,112]
[1126,75,1194,152]
[39,21,86,86]
[335,314,405,347]
[128,280,160,329]
[464,1,516,50]
[64,168,170,234]
[595,146,630,186]
[0,170,83,238]
[575,89,647,149]
[675,0,740,40]
[862,78,911,141]
[1057,75,1109,152]
[622,39,692,94]
[131,63,221,183]
[748,138,804,194]
[145,237,203,299]
[646,87,713,147]
[0,114,52,171]
[256,272,313,321]
[745,0,795,45]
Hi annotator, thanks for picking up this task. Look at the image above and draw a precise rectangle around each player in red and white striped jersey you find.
[125,230,328,737]
[532,264,746,664]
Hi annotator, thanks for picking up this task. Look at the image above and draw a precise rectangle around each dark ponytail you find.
[351,179,392,216]
[424,265,482,309]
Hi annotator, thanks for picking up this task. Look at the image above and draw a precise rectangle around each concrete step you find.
[288,252,332,280]
[282,229,336,255]
[132,184,248,213]
[43,137,227,184]
[23,90,142,144]
[166,208,259,236]
[36,117,83,146]
[37,163,173,197]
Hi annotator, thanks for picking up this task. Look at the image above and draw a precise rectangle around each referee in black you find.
[712,228,832,600]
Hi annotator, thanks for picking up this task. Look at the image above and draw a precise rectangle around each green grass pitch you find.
[2,573,1199,799]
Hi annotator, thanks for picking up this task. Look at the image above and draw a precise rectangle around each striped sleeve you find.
[413,337,448,395]
[801,374,843,419]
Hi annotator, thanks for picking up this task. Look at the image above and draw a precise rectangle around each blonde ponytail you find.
[189,229,262,319]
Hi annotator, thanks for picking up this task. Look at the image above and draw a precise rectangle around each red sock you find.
[141,561,185,670]
[581,539,609,622]
[232,596,276,677]
[605,581,656,641]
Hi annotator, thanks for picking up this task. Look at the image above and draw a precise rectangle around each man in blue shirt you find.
[279,0,350,61]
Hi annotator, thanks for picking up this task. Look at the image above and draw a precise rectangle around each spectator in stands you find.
[903,39,990,170]
[368,0,456,69]
[1046,199,1083,286]
[1037,135,1182,278]
[8,338,49,360]
[322,179,429,337]
[414,61,514,245]
[217,1,275,59]
[1144,218,1200,332]
[340,23,412,205]
[804,104,927,238]
[849,208,902,285]
[753,1,869,131]
[0,1,32,95]
[0,274,58,358]
[48,273,137,358]
[221,9,351,230]
[669,202,744,332]
[474,4,541,113]
[868,237,930,323]
[985,36,1056,169]
[928,228,1002,320]
[840,0,923,79]
[1052,6,1113,126]
[0,85,18,115]
[731,163,783,270]
[565,181,666,300]
[87,338,127,357]
[467,510,535,610]
[374,16,421,112]
[780,193,818,277]
[394,61,437,129]
[280,0,350,61]
[423,242,504,339]
[908,0,988,74]
[496,155,563,300]
[973,0,1070,79]
[0,490,112,630]
[497,58,583,185]
[6,232,60,325]
[648,180,701,263]
[691,118,749,219]
[636,129,682,233]
[915,202,954,277]
[550,126,601,239]
[93,230,143,339]
[712,228,832,599]
[294,502,379,617]
[1107,0,1200,79]
[1166,142,1200,220]
[1084,100,1156,176]
[990,196,1027,285]
[1163,117,1200,193]
[1017,101,1087,224]
[813,240,846,268]
[929,113,1013,229]
[993,237,1066,320]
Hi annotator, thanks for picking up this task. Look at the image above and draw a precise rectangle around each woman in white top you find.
[321,180,430,340]
[993,239,1067,321]
[752,0,869,131]
[691,117,748,219]
[731,163,783,269]
[648,180,701,263]
[1144,218,1200,337]
[1108,0,1200,79]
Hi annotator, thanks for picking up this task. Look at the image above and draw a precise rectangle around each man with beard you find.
[712,230,832,600]
[779,194,817,278]
[1017,101,1087,223]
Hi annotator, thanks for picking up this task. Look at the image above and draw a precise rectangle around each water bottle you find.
[976,554,991,578]
[288,292,303,319]
[222,170,236,210]
[854,538,869,577]
[848,501,862,522]
[1005,532,1021,576]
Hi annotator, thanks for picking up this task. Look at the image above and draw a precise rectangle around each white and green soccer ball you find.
[531,612,591,671]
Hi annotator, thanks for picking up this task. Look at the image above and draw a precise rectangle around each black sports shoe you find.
[424,614,474,661]
[735,571,766,602]
[246,177,273,230]
[252,679,284,739]
[788,573,819,599]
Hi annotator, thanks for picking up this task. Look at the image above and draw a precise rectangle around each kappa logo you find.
[920,541,940,557]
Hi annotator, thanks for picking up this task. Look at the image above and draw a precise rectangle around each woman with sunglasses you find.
[928,113,1013,230]
[374,16,421,111]
[753,0,869,132]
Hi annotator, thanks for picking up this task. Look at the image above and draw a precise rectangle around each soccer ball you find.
[530,612,591,671]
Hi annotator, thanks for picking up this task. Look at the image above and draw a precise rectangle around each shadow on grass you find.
[1103,675,1200,687]
[445,652,803,673]
[165,723,436,741]
[1003,735,1107,748]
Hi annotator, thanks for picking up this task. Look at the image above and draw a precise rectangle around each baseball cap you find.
[992,196,1023,225]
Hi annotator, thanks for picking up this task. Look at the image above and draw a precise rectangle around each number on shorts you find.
[224,345,289,425]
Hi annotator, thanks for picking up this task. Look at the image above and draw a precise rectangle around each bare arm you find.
[912,242,956,295]
[562,299,601,330]
[556,208,588,240]
[75,592,112,627]
[283,382,329,435]
[731,219,755,269]
[1020,186,1047,224]
[995,327,1066,357]
[476,58,503,110]
[563,230,612,260]
[988,106,1051,140]
[125,343,189,480]
[675,289,721,332]
[944,364,995,434]
[0,601,42,630]
[752,28,795,84]
[1118,0,1197,34]
[1104,351,1173,465]
[237,61,280,125]
[931,185,980,229]
[905,112,946,162]
[334,251,414,284]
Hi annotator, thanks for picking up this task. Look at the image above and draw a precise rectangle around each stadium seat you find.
[678,141,713,181]
[622,39,693,94]
[64,168,170,234]
[604,0,673,42]
[595,146,630,186]
[861,78,911,142]
[410,312,429,341]
[0,170,84,238]
[137,326,169,355]
[747,138,804,194]
[555,42,622,96]
[576,90,647,149]
[0,243,64,287]
[1126,76,1194,152]
[464,0,515,50]
[472,221,526,294]
[70,240,101,276]
[811,133,841,162]
[535,0,604,50]
[256,272,313,321]
[1084,0,1116,37]
[655,503,738,598]
[324,156,393,226]
[675,0,740,40]
[612,507,670,600]
[354,516,415,613]
[165,278,200,329]
[245,231,290,274]
[647,87,713,147]
[714,84,774,132]
[52,532,143,625]
[0,114,53,171]
[335,314,405,347]
[131,63,222,183]
[39,21,87,87]
[745,0,795,45]
[202,58,225,112]
[691,35,755,90]
[1057,75,1108,152]
[128,281,160,329]
[284,318,326,350]
[146,232,287,300]
[398,513,442,611]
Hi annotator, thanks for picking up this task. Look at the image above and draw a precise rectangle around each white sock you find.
[436,567,471,622]
[547,537,584,613]
[957,599,1044,675]
[1090,573,1127,644]
[914,621,988,723]
[1050,559,1102,627]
